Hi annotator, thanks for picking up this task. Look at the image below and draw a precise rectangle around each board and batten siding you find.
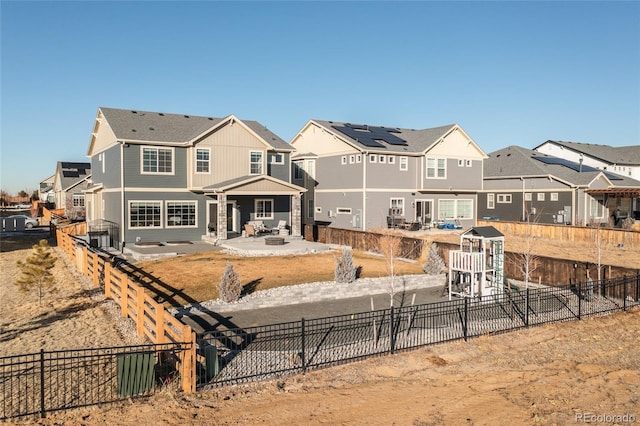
[190,122,270,188]
[91,144,122,188]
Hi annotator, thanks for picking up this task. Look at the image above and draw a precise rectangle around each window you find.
[306,159,316,179]
[497,194,512,203]
[537,193,545,201]
[438,199,473,220]
[466,159,472,167]
[388,156,395,164]
[129,201,162,228]
[390,198,404,216]
[349,155,355,164]
[307,199,314,218]
[379,155,386,164]
[250,151,263,174]
[166,201,196,227]
[270,153,284,164]
[399,156,408,171]
[356,154,362,163]
[73,194,85,207]
[255,199,273,219]
[341,156,347,165]
[293,161,303,180]
[196,148,210,173]
[524,193,532,201]
[142,147,173,174]
[426,158,446,178]
[589,197,605,219]
[458,159,464,167]
[369,154,377,163]
[487,194,495,209]
[337,207,352,214]
[550,193,558,201]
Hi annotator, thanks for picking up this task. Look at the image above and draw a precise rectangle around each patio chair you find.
[244,224,257,238]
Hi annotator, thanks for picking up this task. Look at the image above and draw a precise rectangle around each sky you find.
[1,1,639,195]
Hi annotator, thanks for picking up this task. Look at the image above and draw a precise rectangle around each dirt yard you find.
[2,232,639,425]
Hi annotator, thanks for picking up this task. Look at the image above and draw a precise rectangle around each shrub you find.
[334,248,357,283]
[422,243,445,275]
[218,263,242,302]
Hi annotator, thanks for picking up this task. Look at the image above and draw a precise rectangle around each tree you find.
[18,190,29,198]
[334,248,357,283]
[15,239,58,304]
[422,243,445,275]
[218,263,242,303]
[378,230,404,307]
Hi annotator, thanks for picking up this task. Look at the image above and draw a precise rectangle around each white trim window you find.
[458,159,464,167]
[356,154,362,163]
[196,148,210,174]
[439,199,473,220]
[497,194,512,203]
[487,193,495,209]
[293,161,303,180]
[341,156,347,165]
[270,153,284,164]
[73,194,85,207]
[369,154,377,163]
[537,193,545,201]
[426,158,446,179]
[305,159,316,180]
[465,159,472,167]
[337,207,352,214]
[250,151,263,174]
[388,156,395,164]
[166,201,197,228]
[589,196,605,219]
[142,147,173,174]
[349,155,355,164]
[399,156,408,171]
[129,201,162,228]
[524,193,532,201]
[255,198,274,219]
[550,193,559,201]
[390,198,404,216]
[379,155,386,164]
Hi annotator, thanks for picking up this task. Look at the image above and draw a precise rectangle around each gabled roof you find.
[485,146,640,187]
[310,120,484,155]
[202,175,306,195]
[535,140,640,166]
[55,162,91,192]
[95,107,292,151]
[463,226,504,239]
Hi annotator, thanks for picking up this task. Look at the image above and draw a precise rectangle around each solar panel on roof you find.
[532,156,622,179]
[332,123,407,147]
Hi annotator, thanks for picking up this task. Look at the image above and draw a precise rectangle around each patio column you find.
[291,193,302,237]
[217,193,227,240]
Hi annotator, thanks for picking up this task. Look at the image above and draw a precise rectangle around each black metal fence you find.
[0,342,191,420]
[197,275,640,388]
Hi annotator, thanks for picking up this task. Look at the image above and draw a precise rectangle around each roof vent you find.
[149,127,154,131]
[131,111,137,114]
[184,115,190,118]
[208,117,214,120]
[158,113,164,116]
[132,129,137,132]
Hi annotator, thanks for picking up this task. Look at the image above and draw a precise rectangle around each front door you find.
[207,200,238,234]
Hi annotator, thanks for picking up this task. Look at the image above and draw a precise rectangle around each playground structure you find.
[448,226,505,300]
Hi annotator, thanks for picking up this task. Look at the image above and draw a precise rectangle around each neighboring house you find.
[39,174,55,204]
[52,162,91,221]
[85,107,305,248]
[534,140,640,181]
[478,146,640,225]
[289,120,487,231]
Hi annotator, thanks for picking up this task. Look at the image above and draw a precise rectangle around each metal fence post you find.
[463,298,468,342]
[525,288,530,327]
[390,307,395,354]
[40,349,45,419]
[578,282,582,320]
[301,318,306,373]
[623,276,628,311]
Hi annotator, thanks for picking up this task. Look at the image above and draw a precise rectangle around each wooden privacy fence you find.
[477,220,640,246]
[55,228,196,393]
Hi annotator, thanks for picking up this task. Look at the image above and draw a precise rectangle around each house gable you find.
[291,121,361,157]
[425,126,487,159]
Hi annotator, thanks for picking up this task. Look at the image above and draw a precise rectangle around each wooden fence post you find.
[136,289,145,337]
[120,276,129,318]
[155,305,165,343]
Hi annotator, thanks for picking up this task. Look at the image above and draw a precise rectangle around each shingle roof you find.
[485,146,640,187]
[538,140,640,165]
[57,161,91,191]
[99,107,291,150]
[312,120,458,154]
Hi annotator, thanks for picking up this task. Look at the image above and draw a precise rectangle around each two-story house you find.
[52,161,91,221]
[85,107,305,248]
[289,120,487,231]
[478,146,640,225]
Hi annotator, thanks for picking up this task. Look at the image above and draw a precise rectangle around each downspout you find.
[120,142,126,251]
[362,151,367,231]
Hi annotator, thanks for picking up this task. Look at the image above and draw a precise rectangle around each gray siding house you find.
[52,161,91,221]
[290,120,488,231]
[85,107,305,247]
[478,146,640,225]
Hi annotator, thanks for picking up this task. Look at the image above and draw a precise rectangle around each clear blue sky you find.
[1,1,639,195]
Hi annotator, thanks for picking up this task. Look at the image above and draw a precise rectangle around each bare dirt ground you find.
[2,232,639,425]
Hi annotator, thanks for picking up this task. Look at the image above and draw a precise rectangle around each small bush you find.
[422,243,445,275]
[218,263,242,302]
[334,248,357,283]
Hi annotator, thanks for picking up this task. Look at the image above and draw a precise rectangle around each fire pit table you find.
[264,236,285,246]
